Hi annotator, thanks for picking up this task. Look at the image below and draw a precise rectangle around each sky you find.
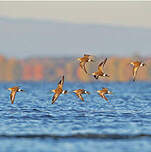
[0,1,151,28]
[0,1,151,58]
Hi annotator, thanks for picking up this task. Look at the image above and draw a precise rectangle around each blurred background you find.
[0,1,151,82]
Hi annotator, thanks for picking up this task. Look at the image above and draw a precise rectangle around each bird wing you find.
[58,76,64,89]
[80,62,87,74]
[52,93,60,104]
[100,93,111,104]
[132,66,139,81]
[98,58,107,71]
[10,91,17,104]
[84,54,90,57]
[76,94,84,101]
[100,93,108,101]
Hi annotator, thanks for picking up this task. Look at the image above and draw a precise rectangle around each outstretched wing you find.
[57,76,64,89]
[100,94,108,101]
[132,67,139,81]
[77,94,84,101]
[98,58,107,71]
[80,62,87,74]
[100,93,110,104]
[10,91,17,104]
[52,93,60,104]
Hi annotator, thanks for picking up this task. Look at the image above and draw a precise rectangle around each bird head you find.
[18,89,24,92]
[84,90,90,94]
[62,90,68,94]
[103,73,110,77]
[140,63,145,67]
[107,90,112,94]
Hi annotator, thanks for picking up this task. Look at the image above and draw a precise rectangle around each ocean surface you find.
[0,81,151,152]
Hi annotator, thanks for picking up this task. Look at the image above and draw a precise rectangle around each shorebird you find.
[8,86,24,104]
[51,75,67,104]
[129,61,145,81]
[73,89,90,101]
[77,54,95,74]
[97,88,112,104]
[89,58,109,79]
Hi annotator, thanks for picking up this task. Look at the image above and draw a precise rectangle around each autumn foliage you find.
[0,55,150,82]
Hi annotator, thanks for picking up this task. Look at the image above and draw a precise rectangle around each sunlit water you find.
[0,81,151,152]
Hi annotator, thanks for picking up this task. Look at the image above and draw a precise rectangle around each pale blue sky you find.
[0,1,151,58]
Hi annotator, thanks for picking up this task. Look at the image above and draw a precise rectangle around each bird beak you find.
[97,91,100,93]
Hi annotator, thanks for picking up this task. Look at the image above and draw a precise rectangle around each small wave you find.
[0,133,150,140]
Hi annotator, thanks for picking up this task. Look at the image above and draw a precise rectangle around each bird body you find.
[51,75,67,104]
[91,58,109,79]
[8,86,24,104]
[77,54,95,74]
[73,89,90,101]
[97,88,112,103]
[130,61,145,81]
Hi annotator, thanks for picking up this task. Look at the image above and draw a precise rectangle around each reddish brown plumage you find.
[8,86,24,104]
[51,76,67,104]
[91,58,109,79]
[73,89,90,101]
[77,54,95,74]
[97,88,112,104]
[130,61,145,81]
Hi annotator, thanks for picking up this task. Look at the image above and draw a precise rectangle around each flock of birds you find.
[8,54,145,104]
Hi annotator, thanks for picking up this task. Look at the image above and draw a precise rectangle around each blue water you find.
[0,81,151,152]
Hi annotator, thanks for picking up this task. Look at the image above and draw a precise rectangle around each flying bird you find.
[8,86,24,104]
[129,61,145,81]
[51,75,67,104]
[77,54,95,74]
[73,89,90,101]
[89,58,109,79]
[97,88,112,104]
